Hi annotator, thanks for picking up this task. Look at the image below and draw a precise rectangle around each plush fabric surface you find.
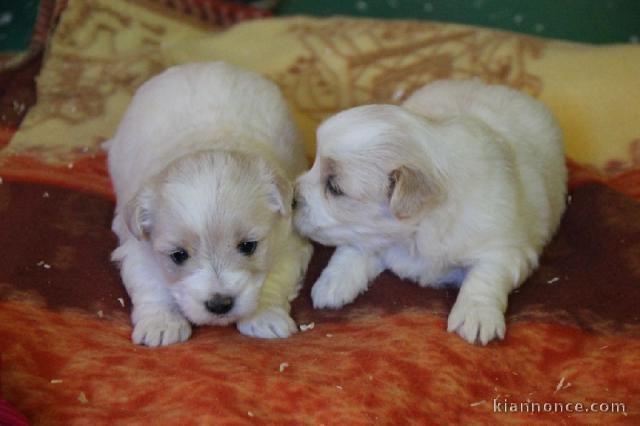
[1,1,639,424]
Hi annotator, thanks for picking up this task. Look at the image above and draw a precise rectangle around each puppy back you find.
[108,61,302,205]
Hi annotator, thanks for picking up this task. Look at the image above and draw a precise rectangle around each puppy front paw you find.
[447,298,505,345]
[311,267,363,309]
[132,310,192,347]
[237,307,297,339]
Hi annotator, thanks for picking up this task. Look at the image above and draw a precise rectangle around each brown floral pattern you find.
[275,19,545,121]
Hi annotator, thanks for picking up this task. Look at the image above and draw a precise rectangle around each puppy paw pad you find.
[237,307,297,339]
[132,311,192,347]
[447,301,505,345]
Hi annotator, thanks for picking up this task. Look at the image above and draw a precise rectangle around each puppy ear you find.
[266,169,293,217]
[124,186,154,239]
[389,165,443,220]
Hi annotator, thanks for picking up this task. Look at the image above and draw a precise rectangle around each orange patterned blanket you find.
[1,1,639,424]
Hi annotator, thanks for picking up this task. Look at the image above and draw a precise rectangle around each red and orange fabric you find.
[1,1,639,424]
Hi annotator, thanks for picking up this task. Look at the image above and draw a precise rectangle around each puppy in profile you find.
[294,80,567,345]
[106,62,312,347]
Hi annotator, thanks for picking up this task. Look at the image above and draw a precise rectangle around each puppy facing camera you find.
[294,79,567,345]
[107,62,312,347]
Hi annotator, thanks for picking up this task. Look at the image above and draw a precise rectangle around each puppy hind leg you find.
[237,236,313,339]
[115,239,191,347]
[447,249,535,345]
[311,245,384,309]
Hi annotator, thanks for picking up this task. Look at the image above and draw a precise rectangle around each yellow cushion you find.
[6,0,640,170]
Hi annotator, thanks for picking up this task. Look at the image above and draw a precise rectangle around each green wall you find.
[275,0,640,44]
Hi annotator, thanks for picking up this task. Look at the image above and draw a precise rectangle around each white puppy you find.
[107,62,312,347]
[294,79,567,345]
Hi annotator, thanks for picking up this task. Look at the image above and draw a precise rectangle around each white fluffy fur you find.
[294,79,567,345]
[107,62,312,347]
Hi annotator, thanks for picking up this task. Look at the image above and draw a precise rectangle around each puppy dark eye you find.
[326,175,343,196]
[237,240,258,256]
[169,248,189,265]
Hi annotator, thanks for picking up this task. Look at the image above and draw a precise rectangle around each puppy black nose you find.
[205,294,234,315]
[291,196,298,210]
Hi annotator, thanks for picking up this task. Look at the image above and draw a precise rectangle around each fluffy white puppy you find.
[294,79,567,345]
[107,62,312,347]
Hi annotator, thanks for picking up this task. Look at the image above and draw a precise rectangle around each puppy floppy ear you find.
[261,163,293,217]
[389,165,444,220]
[124,186,154,239]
